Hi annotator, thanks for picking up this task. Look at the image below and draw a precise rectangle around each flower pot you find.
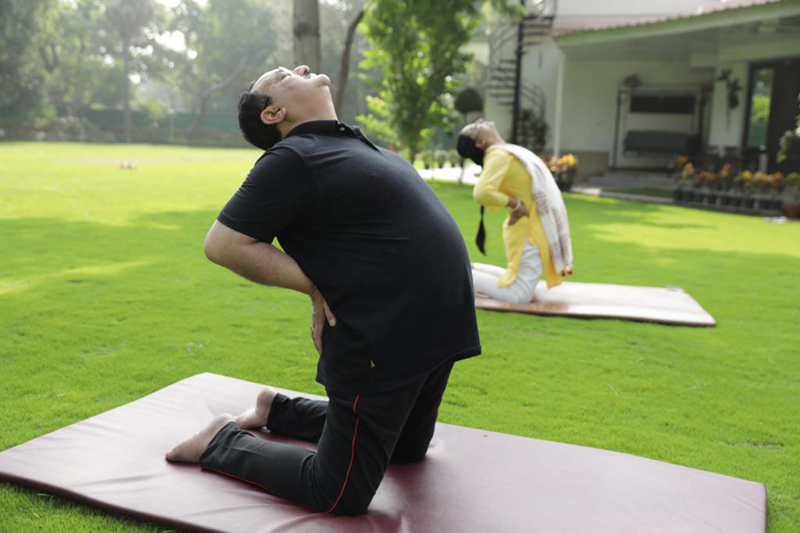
[784,202,800,219]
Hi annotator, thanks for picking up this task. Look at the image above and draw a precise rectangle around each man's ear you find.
[261,106,286,126]
[475,137,488,149]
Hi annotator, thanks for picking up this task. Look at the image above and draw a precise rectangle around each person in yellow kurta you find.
[457,119,573,304]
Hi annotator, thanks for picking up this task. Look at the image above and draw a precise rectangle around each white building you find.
[478,0,800,179]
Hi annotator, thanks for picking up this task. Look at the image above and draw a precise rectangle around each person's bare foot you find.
[234,387,277,429]
[165,414,234,463]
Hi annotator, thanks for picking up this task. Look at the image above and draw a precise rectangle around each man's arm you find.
[204,220,313,293]
[204,220,335,353]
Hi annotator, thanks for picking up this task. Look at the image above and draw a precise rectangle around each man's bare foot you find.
[165,414,234,463]
[234,387,277,429]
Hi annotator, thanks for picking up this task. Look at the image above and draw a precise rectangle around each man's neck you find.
[279,108,339,138]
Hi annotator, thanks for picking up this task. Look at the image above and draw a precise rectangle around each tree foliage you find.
[37,0,123,116]
[171,0,278,139]
[103,0,164,142]
[357,0,482,161]
[0,0,54,121]
[454,87,484,118]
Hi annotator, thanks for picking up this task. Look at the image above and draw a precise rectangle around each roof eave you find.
[555,0,800,48]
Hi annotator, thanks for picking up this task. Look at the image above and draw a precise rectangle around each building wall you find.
[484,37,561,148]
[707,62,749,151]
[560,57,714,167]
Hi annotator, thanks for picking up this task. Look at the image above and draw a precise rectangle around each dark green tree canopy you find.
[455,87,484,117]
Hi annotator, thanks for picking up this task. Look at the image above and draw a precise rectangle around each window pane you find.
[630,95,696,114]
[746,68,773,148]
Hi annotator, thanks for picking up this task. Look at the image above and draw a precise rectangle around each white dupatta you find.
[486,144,574,276]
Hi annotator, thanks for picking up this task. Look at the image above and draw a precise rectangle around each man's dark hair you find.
[238,80,282,151]
[456,133,484,166]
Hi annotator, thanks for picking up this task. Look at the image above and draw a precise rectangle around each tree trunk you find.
[335,9,364,115]
[187,55,248,143]
[408,147,419,166]
[187,96,208,143]
[72,36,87,117]
[293,0,320,72]
[123,39,131,144]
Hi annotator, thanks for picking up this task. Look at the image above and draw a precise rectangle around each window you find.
[629,95,696,114]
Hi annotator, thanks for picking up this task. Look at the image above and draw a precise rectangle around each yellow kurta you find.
[472,149,562,289]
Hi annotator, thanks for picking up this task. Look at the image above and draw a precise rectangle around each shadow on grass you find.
[1,204,796,341]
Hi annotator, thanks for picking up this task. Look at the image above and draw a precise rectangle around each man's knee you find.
[391,444,429,464]
[327,492,373,516]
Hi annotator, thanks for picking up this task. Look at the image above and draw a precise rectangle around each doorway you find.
[742,57,800,172]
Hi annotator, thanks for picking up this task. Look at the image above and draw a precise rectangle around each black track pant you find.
[199,362,454,516]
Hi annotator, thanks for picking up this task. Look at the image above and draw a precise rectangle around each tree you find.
[294,0,320,72]
[103,0,159,143]
[37,0,122,118]
[171,0,278,142]
[454,87,483,122]
[335,8,364,115]
[0,0,53,123]
[357,0,484,162]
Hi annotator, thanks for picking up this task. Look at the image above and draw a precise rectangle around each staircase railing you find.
[487,10,554,146]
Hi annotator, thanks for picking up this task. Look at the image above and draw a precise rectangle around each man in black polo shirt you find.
[166,65,481,516]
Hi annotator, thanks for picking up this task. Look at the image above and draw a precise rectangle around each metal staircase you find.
[487,13,554,146]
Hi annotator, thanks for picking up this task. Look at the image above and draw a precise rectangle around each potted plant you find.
[767,172,786,211]
[548,153,578,192]
[784,172,800,218]
[718,163,734,207]
[681,162,696,202]
[672,157,691,202]
[734,171,754,210]
[699,171,720,205]
[435,149,448,169]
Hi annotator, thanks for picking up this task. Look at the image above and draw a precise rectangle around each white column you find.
[553,48,566,158]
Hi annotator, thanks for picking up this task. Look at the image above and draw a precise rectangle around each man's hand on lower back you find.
[310,288,336,355]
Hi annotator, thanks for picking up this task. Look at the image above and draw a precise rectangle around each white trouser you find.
[472,240,543,304]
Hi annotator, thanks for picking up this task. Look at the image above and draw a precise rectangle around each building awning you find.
[553,0,784,36]
[553,0,800,63]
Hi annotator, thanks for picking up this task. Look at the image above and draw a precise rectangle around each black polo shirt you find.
[218,120,481,393]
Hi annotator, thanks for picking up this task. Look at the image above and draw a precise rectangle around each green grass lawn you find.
[607,187,675,199]
[1,142,799,531]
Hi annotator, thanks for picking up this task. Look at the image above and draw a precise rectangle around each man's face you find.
[252,65,331,115]
[460,118,497,148]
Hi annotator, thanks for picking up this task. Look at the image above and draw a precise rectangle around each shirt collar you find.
[286,120,350,138]
[284,120,379,150]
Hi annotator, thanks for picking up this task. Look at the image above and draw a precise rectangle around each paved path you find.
[419,166,676,205]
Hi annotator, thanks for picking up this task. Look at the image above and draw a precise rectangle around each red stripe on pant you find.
[326,394,360,513]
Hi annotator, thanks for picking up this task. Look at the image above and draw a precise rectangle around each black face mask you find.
[456,134,488,255]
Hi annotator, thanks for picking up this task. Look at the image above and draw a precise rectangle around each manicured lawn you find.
[607,187,674,199]
[1,142,798,531]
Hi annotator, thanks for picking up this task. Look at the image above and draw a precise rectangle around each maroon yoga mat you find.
[0,373,762,532]
[476,281,717,326]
